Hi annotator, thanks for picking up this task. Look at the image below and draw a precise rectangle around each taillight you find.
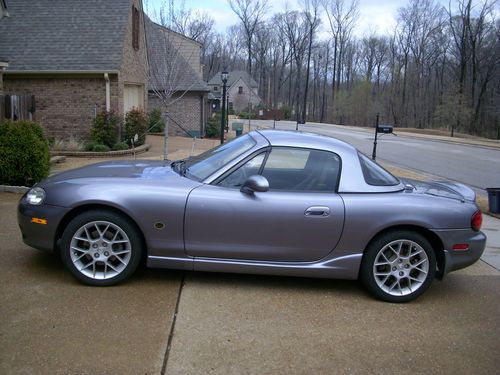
[471,210,482,231]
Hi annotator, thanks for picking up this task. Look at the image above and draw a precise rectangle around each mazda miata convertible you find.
[18,130,486,302]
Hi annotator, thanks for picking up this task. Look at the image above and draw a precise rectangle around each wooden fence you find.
[0,94,36,122]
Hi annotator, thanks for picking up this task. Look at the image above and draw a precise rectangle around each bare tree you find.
[145,2,206,158]
[323,0,359,122]
[228,0,268,75]
[301,0,321,123]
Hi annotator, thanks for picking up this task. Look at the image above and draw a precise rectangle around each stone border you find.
[50,144,151,158]
[0,185,30,193]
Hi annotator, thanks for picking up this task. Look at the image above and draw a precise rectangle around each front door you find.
[184,147,345,262]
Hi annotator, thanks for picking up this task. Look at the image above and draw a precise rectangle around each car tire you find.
[60,210,143,286]
[360,230,436,303]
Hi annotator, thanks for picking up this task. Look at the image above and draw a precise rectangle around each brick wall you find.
[3,74,119,140]
[119,0,148,114]
[148,92,204,136]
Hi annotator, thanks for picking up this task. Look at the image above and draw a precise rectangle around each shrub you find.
[112,142,129,151]
[0,120,50,186]
[237,111,256,119]
[124,109,147,146]
[281,106,292,120]
[147,108,165,133]
[205,113,221,138]
[84,143,111,152]
[51,135,84,151]
[91,111,119,148]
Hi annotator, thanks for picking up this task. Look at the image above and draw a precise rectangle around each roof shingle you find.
[0,0,131,72]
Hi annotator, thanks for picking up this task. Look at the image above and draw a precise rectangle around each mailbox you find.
[377,124,393,134]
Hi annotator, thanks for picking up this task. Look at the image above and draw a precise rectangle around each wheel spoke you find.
[113,249,131,255]
[84,227,92,240]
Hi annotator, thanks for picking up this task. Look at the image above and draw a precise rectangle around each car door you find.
[184,147,345,262]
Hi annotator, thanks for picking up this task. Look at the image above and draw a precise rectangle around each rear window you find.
[358,152,400,186]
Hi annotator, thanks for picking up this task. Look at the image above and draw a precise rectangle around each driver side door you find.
[184,147,345,262]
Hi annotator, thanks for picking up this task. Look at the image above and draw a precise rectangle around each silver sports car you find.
[18,130,486,302]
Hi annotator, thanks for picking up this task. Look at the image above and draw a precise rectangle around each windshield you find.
[184,134,256,181]
[358,152,400,186]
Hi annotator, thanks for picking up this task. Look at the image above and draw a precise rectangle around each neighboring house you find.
[208,71,261,113]
[145,18,209,137]
[0,0,148,140]
[0,0,9,95]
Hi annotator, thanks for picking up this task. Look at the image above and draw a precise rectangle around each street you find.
[246,120,500,190]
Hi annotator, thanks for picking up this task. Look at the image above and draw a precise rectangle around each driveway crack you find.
[161,272,185,375]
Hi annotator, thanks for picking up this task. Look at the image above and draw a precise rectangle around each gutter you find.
[104,73,110,112]
[3,70,120,75]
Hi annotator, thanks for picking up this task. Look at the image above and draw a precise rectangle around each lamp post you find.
[372,113,379,160]
[220,70,228,144]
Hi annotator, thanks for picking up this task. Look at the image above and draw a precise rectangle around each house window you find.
[132,6,140,50]
[238,86,243,94]
[213,86,218,91]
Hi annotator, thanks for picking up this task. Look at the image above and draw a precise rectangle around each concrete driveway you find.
[0,192,182,374]
[2,162,500,374]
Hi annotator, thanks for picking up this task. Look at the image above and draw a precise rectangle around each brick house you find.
[145,18,209,137]
[208,71,261,113]
[0,0,10,95]
[0,0,149,140]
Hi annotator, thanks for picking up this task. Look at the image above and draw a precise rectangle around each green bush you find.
[91,111,119,148]
[237,111,256,119]
[281,106,292,120]
[84,143,111,152]
[0,120,50,186]
[205,114,221,138]
[124,109,147,146]
[112,142,129,151]
[147,108,165,133]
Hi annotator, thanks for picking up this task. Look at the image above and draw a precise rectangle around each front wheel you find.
[360,231,436,303]
[60,210,143,286]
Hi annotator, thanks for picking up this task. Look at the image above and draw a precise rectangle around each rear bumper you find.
[17,196,69,252]
[431,228,487,276]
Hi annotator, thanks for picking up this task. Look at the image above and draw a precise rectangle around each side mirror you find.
[240,175,269,195]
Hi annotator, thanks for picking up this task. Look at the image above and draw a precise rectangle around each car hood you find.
[402,178,476,202]
[43,160,177,183]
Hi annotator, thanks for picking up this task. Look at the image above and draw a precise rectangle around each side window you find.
[218,153,266,188]
[261,148,340,191]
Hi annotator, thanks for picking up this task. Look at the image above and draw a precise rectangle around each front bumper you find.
[17,196,69,252]
[431,228,487,277]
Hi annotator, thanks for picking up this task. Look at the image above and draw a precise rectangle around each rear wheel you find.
[360,230,436,302]
[60,210,143,286]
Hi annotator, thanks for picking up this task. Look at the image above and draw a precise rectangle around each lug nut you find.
[92,244,98,248]
[102,243,107,247]
[399,271,404,276]
[104,251,109,256]
[94,253,100,258]
[392,267,397,271]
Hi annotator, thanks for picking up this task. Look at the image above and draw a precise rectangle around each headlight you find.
[26,187,46,205]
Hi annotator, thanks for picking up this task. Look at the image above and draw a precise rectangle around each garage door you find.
[124,84,144,113]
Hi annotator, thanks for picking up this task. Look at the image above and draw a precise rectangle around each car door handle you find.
[304,206,330,217]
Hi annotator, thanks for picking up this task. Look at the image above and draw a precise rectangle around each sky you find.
[146,0,453,38]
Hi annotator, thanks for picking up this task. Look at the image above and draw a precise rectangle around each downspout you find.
[104,73,110,112]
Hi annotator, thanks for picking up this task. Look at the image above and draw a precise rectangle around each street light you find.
[220,70,228,144]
